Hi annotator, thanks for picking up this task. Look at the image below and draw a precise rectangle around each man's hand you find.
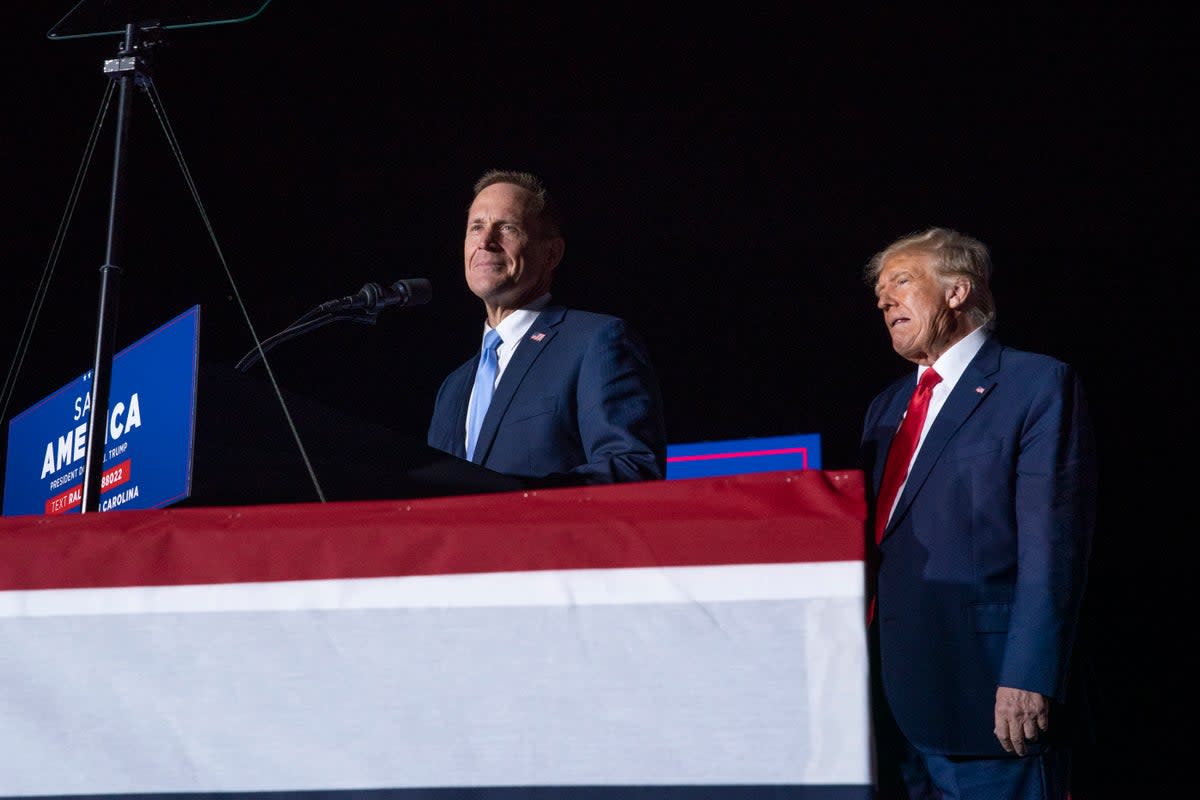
[994,685,1050,756]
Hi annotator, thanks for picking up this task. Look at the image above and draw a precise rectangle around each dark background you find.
[1,3,1187,795]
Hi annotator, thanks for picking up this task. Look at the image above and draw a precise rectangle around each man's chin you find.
[889,339,921,362]
[467,278,509,300]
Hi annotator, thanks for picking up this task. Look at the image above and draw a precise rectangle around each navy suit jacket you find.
[427,306,667,484]
[862,335,1097,755]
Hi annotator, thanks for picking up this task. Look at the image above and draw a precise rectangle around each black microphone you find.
[317,278,433,313]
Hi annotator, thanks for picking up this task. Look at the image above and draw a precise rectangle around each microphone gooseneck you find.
[318,278,433,314]
[235,278,434,373]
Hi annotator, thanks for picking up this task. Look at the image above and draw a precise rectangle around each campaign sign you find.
[2,305,200,516]
[666,432,822,480]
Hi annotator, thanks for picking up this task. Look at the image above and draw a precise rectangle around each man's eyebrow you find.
[468,215,519,225]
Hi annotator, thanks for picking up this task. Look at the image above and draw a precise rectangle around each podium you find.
[185,362,525,507]
[0,307,522,517]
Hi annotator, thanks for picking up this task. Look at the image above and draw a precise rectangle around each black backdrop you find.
[1,4,1186,795]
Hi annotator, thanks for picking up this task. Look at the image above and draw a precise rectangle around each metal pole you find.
[81,24,139,513]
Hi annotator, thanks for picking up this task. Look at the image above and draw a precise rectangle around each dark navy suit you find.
[428,306,666,484]
[862,335,1097,758]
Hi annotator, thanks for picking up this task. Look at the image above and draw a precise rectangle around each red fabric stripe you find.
[0,470,866,591]
[666,447,809,463]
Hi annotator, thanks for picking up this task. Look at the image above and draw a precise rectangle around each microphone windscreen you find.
[396,278,433,306]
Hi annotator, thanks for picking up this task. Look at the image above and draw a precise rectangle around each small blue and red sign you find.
[666,432,821,480]
[3,305,200,516]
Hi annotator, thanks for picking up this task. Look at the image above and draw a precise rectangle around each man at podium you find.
[427,169,666,485]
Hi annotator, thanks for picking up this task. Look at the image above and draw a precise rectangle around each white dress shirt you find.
[464,293,552,450]
[885,325,989,523]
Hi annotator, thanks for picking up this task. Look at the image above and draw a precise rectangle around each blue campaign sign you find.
[666,432,822,480]
[3,306,201,516]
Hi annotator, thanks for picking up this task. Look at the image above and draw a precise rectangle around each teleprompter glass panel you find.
[48,1,272,40]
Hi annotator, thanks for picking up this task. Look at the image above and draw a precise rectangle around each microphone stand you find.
[81,23,153,514]
[235,310,381,373]
[236,279,431,372]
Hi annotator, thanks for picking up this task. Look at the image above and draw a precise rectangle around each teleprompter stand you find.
[48,2,275,513]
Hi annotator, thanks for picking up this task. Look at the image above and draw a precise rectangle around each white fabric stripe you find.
[0,598,871,793]
[0,561,863,618]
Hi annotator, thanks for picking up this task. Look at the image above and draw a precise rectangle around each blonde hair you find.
[865,227,996,330]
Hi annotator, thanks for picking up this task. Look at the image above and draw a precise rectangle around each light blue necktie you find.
[465,328,502,461]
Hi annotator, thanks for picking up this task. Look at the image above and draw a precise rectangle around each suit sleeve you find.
[1000,363,1098,699]
[568,318,667,483]
[426,362,469,458]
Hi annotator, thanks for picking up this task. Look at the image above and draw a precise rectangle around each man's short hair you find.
[865,226,997,330]
[472,169,565,238]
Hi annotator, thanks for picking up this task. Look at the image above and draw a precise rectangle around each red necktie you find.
[874,367,942,545]
[867,367,942,624]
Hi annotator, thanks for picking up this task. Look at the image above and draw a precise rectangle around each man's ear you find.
[947,278,971,309]
[546,237,565,272]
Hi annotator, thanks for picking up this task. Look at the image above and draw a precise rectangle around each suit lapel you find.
[471,307,565,464]
[874,379,917,494]
[883,338,1003,539]
[444,360,475,458]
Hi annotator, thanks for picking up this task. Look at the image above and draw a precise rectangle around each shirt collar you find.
[482,293,552,348]
[926,325,988,391]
